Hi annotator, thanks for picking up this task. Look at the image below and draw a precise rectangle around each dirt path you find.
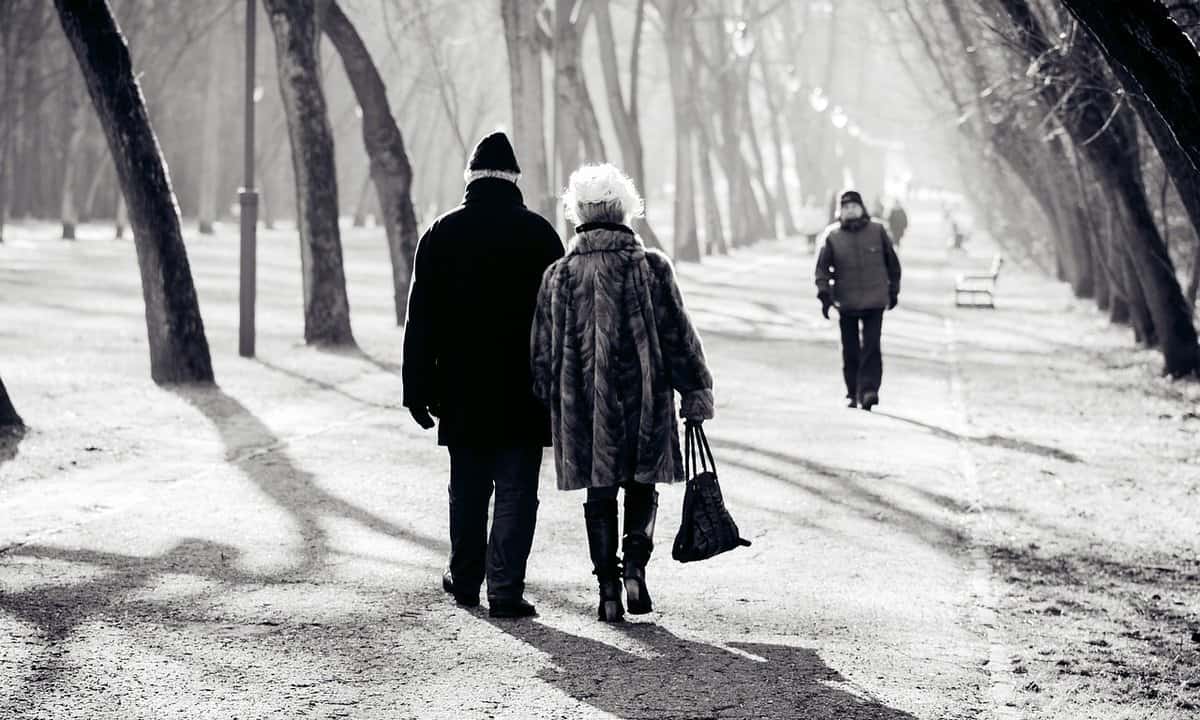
[0,216,1195,718]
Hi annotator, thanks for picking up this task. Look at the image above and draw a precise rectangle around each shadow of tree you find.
[488,619,918,719]
[1,425,25,470]
[707,436,967,550]
[0,384,450,708]
[871,412,1083,464]
[254,358,402,412]
[1,539,257,642]
[170,384,447,578]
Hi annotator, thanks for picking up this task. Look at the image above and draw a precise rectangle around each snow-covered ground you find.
[0,215,1196,718]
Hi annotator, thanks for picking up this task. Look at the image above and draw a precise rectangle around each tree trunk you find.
[500,0,553,220]
[591,0,662,250]
[742,83,780,242]
[757,54,797,236]
[592,0,641,183]
[59,98,90,241]
[82,155,108,219]
[0,373,20,428]
[324,0,419,326]
[1059,0,1200,180]
[554,0,604,167]
[661,2,699,262]
[54,0,213,384]
[196,18,225,235]
[263,0,355,346]
[1109,60,1200,277]
[694,111,726,255]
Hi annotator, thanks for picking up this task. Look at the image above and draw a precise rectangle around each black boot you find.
[622,487,658,614]
[584,498,624,622]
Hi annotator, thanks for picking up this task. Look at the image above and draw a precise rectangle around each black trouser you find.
[838,308,884,400]
[447,446,542,603]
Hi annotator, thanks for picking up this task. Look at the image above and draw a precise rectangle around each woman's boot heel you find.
[623,569,651,615]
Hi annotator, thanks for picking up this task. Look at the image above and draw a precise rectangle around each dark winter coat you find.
[531,227,714,491]
[815,219,902,312]
[402,178,563,447]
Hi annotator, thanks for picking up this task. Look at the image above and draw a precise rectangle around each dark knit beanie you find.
[467,132,521,174]
[839,190,864,206]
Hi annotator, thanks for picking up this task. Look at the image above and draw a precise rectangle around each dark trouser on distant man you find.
[446,446,541,607]
[839,309,884,409]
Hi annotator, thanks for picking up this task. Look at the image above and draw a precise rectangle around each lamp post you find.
[238,0,259,358]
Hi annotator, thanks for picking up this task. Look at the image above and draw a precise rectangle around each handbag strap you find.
[684,422,716,478]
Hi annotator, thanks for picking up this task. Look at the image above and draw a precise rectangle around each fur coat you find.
[531,225,714,491]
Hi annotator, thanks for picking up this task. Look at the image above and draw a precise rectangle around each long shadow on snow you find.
[871,411,1082,464]
[171,384,446,576]
[255,358,402,412]
[708,437,967,550]
[487,617,918,720]
[0,383,448,704]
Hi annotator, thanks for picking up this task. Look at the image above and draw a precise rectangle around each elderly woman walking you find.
[532,164,714,622]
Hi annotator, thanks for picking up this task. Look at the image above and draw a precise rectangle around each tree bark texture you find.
[324,0,420,326]
[54,0,214,384]
[263,0,355,346]
[996,0,1197,376]
[500,0,553,220]
[1059,0,1200,180]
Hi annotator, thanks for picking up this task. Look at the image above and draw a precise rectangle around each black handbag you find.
[672,422,752,563]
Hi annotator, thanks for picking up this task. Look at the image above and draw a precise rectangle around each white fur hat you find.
[562,163,645,225]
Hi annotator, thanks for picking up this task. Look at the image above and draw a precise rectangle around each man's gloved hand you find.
[409,406,436,430]
[888,292,898,311]
[819,292,833,320]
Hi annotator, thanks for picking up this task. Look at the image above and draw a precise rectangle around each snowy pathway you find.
[1,216,1196,718]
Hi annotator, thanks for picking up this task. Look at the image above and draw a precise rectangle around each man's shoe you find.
[861,392,879,412]
[846,398,858,409]
[442,570,480,608]
[488,598,537,619]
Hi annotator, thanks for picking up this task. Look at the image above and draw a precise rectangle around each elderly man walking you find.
[402,132,563,618]
[815,190,902,411]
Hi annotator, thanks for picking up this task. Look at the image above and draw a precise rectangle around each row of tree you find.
[883,0,1200,377]
[2,0,1199,433]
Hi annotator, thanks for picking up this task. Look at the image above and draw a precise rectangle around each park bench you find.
[955,255,1003,308]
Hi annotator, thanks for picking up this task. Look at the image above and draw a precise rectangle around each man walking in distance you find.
[815,190,902,412]
[403,132,563,618]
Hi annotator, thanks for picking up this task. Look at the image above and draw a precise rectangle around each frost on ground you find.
[0,215,1196,719]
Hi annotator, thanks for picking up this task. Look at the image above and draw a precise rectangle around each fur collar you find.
[569,226,643,255]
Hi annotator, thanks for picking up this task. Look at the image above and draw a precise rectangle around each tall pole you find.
[238,0,259,357]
